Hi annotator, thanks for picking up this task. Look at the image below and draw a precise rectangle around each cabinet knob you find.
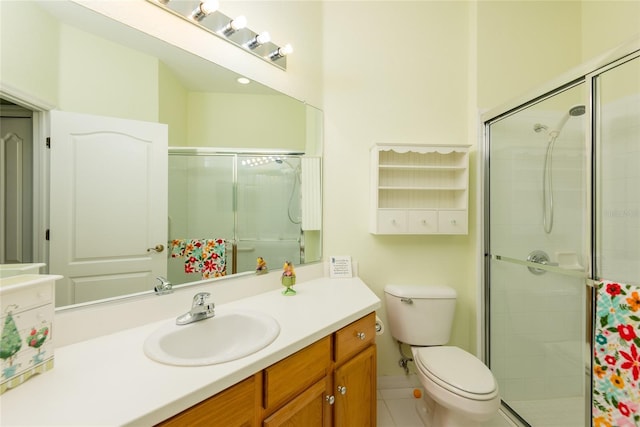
[356,332,366,340]
[391,219,396,224]
[337,385,347,395]
[326,395,335,405]
[450,219,457,225]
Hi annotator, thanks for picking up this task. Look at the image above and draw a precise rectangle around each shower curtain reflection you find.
[167,150,303,285]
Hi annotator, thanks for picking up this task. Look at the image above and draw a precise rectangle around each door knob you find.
[147,244,165,253]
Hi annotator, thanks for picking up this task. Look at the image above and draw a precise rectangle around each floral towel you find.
[593,280,640,427]
[169,238,226,279]
[170,239,186,258]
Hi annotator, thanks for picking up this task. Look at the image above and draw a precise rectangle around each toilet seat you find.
[413,346,498,401]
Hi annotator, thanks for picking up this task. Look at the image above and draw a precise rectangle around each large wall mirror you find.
[0,0,323,308]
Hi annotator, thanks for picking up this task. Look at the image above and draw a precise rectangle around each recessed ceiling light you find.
[237,77,250,85]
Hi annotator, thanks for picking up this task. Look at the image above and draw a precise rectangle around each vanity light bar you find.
[147,0,292,71]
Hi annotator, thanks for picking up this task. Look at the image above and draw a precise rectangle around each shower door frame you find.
[480,39,640,426]
[168,147,305,276]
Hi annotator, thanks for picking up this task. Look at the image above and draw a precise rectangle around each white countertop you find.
[0,277,381,426]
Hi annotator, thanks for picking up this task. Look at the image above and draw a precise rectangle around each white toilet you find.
[384,284,500,427]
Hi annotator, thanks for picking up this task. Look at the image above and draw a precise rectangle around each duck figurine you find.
[256,257,268,275]
[281,261,296,295]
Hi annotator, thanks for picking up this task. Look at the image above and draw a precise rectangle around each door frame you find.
[0,84,55,271]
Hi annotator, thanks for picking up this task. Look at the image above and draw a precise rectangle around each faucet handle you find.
[192,292,211,306]
[154,276,173,295]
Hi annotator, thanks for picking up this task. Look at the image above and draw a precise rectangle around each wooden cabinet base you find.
[157,313,377,427]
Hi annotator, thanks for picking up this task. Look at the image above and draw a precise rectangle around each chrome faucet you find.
[154,276,173,295]
[176,292,215,325]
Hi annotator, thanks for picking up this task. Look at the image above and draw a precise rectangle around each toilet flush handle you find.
[401,298,413,304]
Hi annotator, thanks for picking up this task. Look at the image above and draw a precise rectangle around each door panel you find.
[0,116,33,264]
[49,110,167,306]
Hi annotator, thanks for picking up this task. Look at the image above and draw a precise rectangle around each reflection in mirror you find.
[0,0,322,308]
[167,150,321,285]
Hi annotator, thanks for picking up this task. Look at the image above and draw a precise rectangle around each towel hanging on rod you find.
[169,238,227,278]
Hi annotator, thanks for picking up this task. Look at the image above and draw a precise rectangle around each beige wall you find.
[581,1,640,61]
[187,93,306,150]
[322,1,476,377]
[58,25,160,122]
[159,62,189,147]
[0,1,59,105]
[476,1,583,111]
[321,0,639,377]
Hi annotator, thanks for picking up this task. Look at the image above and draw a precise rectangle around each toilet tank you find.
[384,284,457,346]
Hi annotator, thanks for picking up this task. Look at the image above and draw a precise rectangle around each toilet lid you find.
[414,346,497,396]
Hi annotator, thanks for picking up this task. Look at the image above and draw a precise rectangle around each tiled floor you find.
[377,375,516,427]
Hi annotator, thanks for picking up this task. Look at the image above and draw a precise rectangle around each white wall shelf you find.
[370,144,470,235]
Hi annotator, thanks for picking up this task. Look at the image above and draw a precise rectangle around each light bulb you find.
[221,15,247,36]
[280,44,293,55]
[256,31,271,45]
[190,0,218,21]
[231,15,247,31]
[247,31,271,49]
[200,0,218,14]
[269,43,293,60]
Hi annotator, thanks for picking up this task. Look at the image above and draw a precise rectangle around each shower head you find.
[549,104,586,137]
[569,104,586,117]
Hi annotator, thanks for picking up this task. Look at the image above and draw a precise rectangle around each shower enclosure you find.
[167,149,305,284]
[483,44,639,426]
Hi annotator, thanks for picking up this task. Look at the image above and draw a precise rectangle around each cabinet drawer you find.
[334,312,376,365]
[1,283,53,313]
[407,210,438,233]
[376,210,407,233]
[438,210,468,234]
[263,336,331,414]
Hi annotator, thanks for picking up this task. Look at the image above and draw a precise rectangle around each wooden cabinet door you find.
[333,345,376,427]
[157,374,259,427]
[263,377,332,427]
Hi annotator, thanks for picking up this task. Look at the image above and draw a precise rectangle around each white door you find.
[49,110,167,306]
[0,114,33,264]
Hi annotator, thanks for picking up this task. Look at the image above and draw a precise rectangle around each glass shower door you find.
[167,154,234,283]
[486,83,589,426]
[591,54,640,426]
[236,155,302,273]
[594,54,640,285]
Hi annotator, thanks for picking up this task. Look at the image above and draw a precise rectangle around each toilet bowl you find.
[412,346,500,426]
[383,284,500,427]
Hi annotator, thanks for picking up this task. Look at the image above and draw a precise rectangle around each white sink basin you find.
[143,309,280,366]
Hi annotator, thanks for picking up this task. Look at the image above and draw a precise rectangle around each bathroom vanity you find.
[160,312,376,426]
[0,276,380,426]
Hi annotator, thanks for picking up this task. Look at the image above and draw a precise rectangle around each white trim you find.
[0,82,56,112]
[0,83,54,270]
